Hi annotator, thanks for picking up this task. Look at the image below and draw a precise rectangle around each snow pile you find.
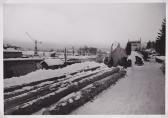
[43,58,64,66]
[155,56,165,61]
[128,51,144,65]
[4,61,106,88]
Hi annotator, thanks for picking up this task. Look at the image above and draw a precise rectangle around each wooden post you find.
[72,47,74,56]
[64,48,67,63]
[34,40,38,56]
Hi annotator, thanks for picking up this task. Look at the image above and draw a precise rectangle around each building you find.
[129,39,141,51]
[3,48,22,58]
[4,58,43,78]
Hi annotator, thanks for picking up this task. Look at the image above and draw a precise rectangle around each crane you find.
[25,32,42,56]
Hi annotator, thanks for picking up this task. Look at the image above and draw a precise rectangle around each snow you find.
[145,49,156,53]
[71,62,165,114]
[3,57,43,61]
[155,56,165,61]
[4,61,105,88]
[128,51,144,65]
[111,42,120,50]
[43,58,64,66]
[4,48,21,52]
[59,55,97,60]
[22,51,51,57]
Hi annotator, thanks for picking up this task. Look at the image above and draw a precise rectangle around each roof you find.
[4,57,43,61]
[43,58,64,66]
[129,41,141,43]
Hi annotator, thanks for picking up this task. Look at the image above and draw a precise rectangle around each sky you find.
[3,3,166,50]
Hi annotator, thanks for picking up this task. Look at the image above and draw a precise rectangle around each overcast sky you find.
[4,3,165,50]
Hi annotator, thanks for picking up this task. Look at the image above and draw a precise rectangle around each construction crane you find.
[25,32,42,56]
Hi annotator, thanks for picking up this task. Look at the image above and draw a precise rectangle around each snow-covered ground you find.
[4,61,106,88]
[71,61,165,114]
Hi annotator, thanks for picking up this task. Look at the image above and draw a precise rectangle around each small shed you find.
[40,58,65,69]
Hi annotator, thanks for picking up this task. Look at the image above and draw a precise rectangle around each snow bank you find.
[155,56,165,61]
[128,51,144,65]
[4,61,106,88]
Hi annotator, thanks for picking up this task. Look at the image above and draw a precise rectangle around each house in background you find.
[129,39,141,51]
[3,48,22,58]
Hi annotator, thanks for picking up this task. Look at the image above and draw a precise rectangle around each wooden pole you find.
[64,48,67,63]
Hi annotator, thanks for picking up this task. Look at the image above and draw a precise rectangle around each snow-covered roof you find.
[43,58,64,66]
[4,57,43,61]
[4,48,21,52]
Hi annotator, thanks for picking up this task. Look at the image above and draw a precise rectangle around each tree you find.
[125,41,131,55]
[146,41,156,49]
[155,18,166,55]
[146,41,151,49]
[88,47,97,55]
[151,41,156,49]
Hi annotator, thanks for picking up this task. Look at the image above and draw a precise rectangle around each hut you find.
[40,58,65,69]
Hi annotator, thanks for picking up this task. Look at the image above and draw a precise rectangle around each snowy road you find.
[71,62,165,114]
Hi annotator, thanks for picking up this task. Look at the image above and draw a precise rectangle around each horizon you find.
[3,3,166,51]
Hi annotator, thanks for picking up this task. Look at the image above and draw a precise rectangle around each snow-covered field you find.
[71,61,165,114]
[4,61,106,88]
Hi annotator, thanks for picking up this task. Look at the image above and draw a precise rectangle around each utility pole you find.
[64,48,67,63]
[25,32,42,56]
[72,46,75,56]
[34,40,38,56]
